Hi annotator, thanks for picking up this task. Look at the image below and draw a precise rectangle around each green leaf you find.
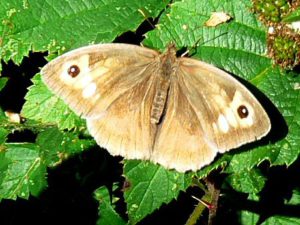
[0,105,6,121]
[0,143,47,200]
[226,168,266,194]
[22,74,85,130]
[145,0,265,55]
[0,0,167,70]
[36,127,95,166]
[0,127,9,144]
[0,78,8,123]
[0,151,10,186]
[285,189,300,205]
[262,216,300,225]
[124,160,193,224]
[240,190,300,225]
[95,185,127,225]
[0,77,8,91]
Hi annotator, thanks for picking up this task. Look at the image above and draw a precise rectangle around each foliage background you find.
[0,0,300,224]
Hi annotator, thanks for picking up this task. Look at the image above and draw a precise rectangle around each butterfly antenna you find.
[183,31,228,57]
[180,36,202,57]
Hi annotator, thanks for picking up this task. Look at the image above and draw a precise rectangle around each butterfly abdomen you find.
[150,78,170,124]
[150,46,178,124]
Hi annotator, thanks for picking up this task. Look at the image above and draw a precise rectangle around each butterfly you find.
[41,43,271,172]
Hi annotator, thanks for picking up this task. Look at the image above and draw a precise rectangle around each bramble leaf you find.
[124,160,193,224]
[94,185,127,225]
[22,74,85,130]
[0,143,47,200]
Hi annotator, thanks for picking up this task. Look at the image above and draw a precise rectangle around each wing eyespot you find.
[237,105,249,119]
[67,65,80,78]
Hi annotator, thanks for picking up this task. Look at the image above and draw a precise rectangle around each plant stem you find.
[185,176,222,225]
[184,192,211,225]
[206,178,221,225]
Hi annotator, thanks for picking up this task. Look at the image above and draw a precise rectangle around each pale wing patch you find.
[90,66,109,79]
[80,75,93,87]
[213,91,254,133]
[217,114,229,133]
[212,90,254,133]
[224,107,238,127]
[82,82,97,98]
[102,58,117,67]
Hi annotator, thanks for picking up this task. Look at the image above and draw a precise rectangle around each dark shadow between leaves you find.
[113,7,162,45]
[6,129,36,143]
[0,146,124,225]
[0,52,47,113]
[218,159,300,224]
[256,158,300,224]
[292,64,300,74]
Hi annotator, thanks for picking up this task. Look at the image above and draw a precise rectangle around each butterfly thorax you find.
[150,44,178,124]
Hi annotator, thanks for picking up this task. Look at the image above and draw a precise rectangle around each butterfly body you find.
[41,43,271,172]
[150,44,178,124]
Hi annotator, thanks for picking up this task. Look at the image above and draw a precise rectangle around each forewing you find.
[42,43,160,160]
[177,58,271,152]
[87,74,157,159]
[41,43,159,119]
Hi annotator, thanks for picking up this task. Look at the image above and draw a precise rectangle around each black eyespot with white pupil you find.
[237,105,249,119]
[67,65,80,78]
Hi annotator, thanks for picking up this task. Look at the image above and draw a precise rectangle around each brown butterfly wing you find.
[86,74,158,159]
[41,44,159,119]
[42,44,160,159]
[151,76,218,172]
[152,57,270,172]
[177,58,271,152]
